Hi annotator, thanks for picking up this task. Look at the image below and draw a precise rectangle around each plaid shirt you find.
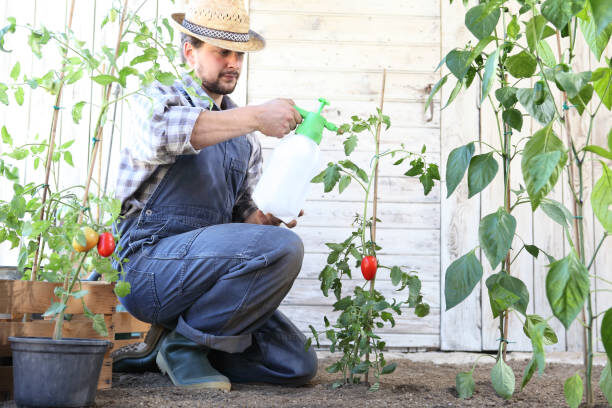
[115,73,262,221]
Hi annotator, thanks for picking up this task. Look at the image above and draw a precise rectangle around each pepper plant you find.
[428,0,612,405]
[0,0,188,340]
[308,109,438,390]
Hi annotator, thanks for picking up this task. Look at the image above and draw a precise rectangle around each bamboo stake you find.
[555,30,592,406]
[77,0,128,224]
[364,69,386,385]
[30,0,77,282]
[54,0,129,340]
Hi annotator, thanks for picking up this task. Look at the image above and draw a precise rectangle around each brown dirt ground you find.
[88,357,609,407]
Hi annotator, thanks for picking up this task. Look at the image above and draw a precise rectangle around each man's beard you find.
[200,69,240,95]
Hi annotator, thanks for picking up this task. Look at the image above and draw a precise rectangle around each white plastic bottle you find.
[253,98,337,223]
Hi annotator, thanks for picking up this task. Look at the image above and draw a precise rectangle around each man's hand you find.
[245,209,304,228]
[254,99,303,138]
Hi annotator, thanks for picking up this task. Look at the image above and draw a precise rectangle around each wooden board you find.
[0,280,117,315]
[283,279,439,308]
[252,13,440,45]
[437,0,482,351]
[249,0,441,18]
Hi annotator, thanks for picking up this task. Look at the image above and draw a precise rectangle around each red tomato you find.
[97,232,116,257]
[361,256,377,281]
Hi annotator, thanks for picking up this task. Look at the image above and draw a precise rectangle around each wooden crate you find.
[0,279,151,399]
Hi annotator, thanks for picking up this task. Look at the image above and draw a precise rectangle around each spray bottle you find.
[252,98,338,223]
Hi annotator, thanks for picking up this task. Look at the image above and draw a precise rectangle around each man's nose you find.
[226,52,242,68]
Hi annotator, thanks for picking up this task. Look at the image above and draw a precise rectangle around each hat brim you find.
[171,13,265,52]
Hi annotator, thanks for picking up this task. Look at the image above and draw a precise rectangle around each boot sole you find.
[156,351,231,392]
[112,325,167,362]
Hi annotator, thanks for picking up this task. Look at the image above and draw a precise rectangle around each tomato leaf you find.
[343,134,357,156]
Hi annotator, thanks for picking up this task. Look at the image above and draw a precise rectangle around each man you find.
[111,0,317,391]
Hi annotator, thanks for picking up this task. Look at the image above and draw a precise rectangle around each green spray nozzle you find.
[294,98,338,145]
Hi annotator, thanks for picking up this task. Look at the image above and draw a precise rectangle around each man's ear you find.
[183,41,195,68]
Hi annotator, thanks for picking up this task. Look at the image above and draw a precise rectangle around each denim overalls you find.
[113,85,317,385]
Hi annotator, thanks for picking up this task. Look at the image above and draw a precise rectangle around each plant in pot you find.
[0,0,182,405]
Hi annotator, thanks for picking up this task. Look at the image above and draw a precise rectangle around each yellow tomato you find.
[72,227,99,252]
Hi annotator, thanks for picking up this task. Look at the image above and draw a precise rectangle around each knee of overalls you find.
[268,227,304,278]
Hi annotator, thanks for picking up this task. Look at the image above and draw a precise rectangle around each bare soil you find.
[90,357,609,407]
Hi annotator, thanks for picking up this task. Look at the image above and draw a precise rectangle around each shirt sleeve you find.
[128,84,205,165]
[232,132,263,222]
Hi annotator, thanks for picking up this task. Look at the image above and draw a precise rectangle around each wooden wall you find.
[0,0,610,352]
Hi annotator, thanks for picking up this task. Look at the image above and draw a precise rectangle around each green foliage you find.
[439,0,612,401]
[311,112,433,387]
[444,250,482,311]
[546,251,590,329]
[602,308,612,362]
[601,361,612,405]
[467,153,498,198]
[521,124,567,210]
[456,371,475,399]
[0,2,180,339]
[445,142,474,197]
[485,272,529,318]
[591,162,612,233]
[564,373,583,408]
[491,357,515,400]
[479,208,517,269]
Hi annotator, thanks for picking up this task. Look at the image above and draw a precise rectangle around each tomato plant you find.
[0,1,186,340]
[308,109,437,390]
[430,0,612,404]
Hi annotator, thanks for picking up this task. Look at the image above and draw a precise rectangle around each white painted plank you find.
[295,226,439,256]
[250,99,440,128]
[259,126,441,154]
[283,278,440,308]
[249,70,440,103]
[299,200,440,230]
[298,253,440,282]
[253,13,440,45]
[250,42,441,72]
[249,0,441,18]
[307,332,441,349]
[532,121,568,352]
[279,305,440,334]
[439,0,482,351]
[307,174,440,203]
[563,33,593,353]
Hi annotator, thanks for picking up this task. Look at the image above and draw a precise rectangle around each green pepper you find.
[533,81,546,105]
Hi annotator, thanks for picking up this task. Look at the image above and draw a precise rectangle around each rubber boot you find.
[156,330,231,391]
[112,325,167,373]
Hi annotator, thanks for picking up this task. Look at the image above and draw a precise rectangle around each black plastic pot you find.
[8,337,111,407]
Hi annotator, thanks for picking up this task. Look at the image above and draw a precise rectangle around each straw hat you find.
[171,0,265,52]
